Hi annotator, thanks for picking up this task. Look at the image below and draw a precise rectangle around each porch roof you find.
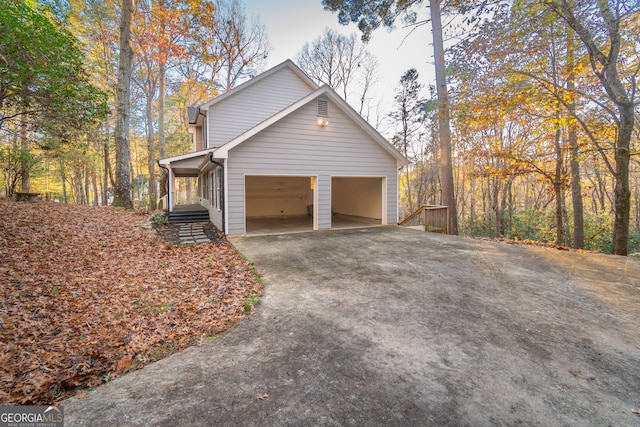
[159,149,213,177]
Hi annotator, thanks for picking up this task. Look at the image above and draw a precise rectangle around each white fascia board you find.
[199,59,317,111]
[198,153,226,170]
[158,149,214,165]
[211,84,409,165]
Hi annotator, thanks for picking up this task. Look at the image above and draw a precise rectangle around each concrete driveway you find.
[65,227,640,426]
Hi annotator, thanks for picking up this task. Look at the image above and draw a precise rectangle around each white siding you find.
[208,67,314,147]
[226,99,398,235]
[201,165,224,232]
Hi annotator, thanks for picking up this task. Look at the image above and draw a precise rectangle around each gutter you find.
[157,160,170,214]
[208,153,225,236]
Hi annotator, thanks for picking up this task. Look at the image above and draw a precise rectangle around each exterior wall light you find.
[317,118,329,127]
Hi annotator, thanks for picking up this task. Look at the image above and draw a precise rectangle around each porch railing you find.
[159,194,168,211]
[399,204,448,234]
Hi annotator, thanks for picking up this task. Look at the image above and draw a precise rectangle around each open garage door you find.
[245,175,315,234]
[331,177,383,229]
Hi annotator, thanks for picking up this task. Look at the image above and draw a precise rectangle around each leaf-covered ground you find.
[0,198,261,405]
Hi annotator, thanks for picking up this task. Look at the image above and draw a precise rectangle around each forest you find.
[1,0,639,255]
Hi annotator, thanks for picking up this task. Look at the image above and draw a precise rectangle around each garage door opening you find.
[331,177,383,229]
[245,175,315,234]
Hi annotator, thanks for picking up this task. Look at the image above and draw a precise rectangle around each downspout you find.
[208,153,225,236]
[157,161,170,214]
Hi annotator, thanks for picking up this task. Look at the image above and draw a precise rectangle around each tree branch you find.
[511,69,617,176]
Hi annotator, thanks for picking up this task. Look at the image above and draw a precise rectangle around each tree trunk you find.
[500,176,511,237]
[146,91,157,210]
[7,131,19,197]
[158,0,168,199]
[469,175,476,227]
[566,30,584,248]
[60,157,67,204]
[612,107,633,255]
[507,178,514,239]
[429,0,458,234]
[103,115,114,205]
[550,0,635,254]
[84,164,91,205]
[112,0,134,209]
[634,173,640,234]
[554,116,564,246]
[158,63,167,199]
[130,156,136,206]
[592,164,606,214]
[493,176,500,237]
[20,114,30,192]
[91,166,99,206]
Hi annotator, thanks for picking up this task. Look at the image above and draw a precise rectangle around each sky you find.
[242,0,436,127]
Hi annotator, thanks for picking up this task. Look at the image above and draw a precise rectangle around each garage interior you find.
[245,175,382,234]
[331,177,382,228]
[245,176,314,234]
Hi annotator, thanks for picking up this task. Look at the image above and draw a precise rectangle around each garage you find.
[161,61,408,236]
[245,175,316,234]
[331,177,384,229]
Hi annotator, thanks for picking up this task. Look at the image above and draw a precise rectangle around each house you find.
[158,60,408,235]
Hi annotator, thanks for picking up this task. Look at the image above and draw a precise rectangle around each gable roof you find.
[212,84,409,166]
[199,60,318,111]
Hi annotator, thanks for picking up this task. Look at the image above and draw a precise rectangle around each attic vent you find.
[317,99,329,117]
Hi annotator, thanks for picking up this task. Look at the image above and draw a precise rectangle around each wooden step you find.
[168,211,210,224]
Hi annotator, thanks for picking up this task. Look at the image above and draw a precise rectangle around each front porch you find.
[158,149,211,211]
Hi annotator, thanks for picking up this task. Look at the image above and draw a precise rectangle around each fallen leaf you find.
[256,393,269,401]
[0,199,261,405]
[115,356,133,373]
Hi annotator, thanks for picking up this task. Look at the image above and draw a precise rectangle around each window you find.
[211,172,218,208]
[202,173,209,201]
[212,167,222,210]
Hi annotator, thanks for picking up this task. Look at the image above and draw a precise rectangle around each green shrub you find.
[583,213,612,253]
[510,209,555,242]
[149,212,167,228]
[627,233,640,254]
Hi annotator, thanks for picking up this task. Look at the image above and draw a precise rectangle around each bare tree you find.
[296,28,379,110]
[390,68,425,215]
[212,0,270,92]
[356,51,379,117]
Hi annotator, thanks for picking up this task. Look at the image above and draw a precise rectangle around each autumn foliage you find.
[0,198,261,404]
